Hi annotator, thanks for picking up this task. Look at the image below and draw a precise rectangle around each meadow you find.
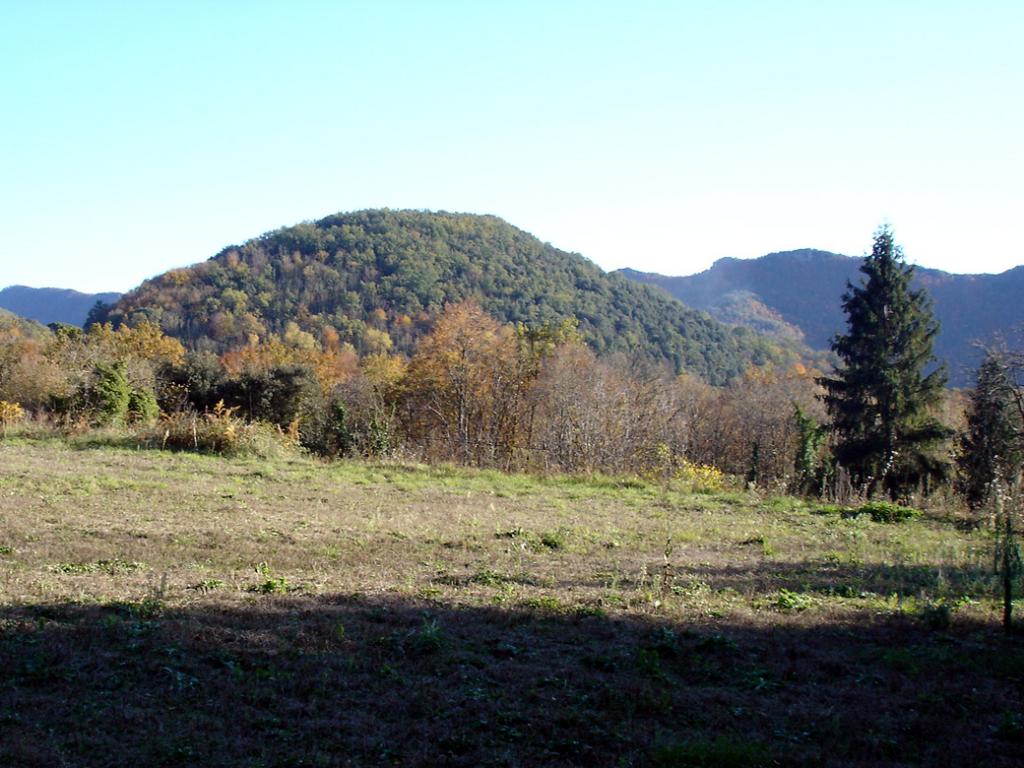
[0,437,1021,767]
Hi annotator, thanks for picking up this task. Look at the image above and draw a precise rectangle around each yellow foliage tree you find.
[403,301,518,464]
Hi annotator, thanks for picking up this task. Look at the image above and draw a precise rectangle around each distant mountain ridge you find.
[98,209,796,384]
[0,285,122,327]
[619,249,1024,386]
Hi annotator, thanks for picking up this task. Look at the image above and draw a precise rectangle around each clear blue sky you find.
[1,1,1021,292]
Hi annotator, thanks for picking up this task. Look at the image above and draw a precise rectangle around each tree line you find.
[0,227,1020,510]
[0,301,821,482]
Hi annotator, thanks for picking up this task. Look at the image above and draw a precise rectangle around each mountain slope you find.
[0,285,122,327]
[0,307,52,340]
[620,250,1024,385]
[101,210,789,384]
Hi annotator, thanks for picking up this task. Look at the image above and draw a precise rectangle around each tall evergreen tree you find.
[957,351,1023,509]
[820,227,951,499]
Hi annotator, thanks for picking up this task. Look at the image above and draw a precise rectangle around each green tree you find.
[820,227,951,499]
[127,385,160,425]
[957,351,1024,631]
[957,351,1023,510]
[90,362,131,425]
[792,404,827,495]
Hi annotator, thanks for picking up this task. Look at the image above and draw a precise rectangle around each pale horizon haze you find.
[1,1,1021,293]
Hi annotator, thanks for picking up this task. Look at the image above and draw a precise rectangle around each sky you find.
[1,0,1021,293]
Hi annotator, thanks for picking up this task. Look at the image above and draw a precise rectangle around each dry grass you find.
[1,437,1022,767]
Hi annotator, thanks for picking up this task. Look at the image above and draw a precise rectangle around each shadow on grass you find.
[556,559,996,603]
[1,594,1022,768]
[671,559,995,601]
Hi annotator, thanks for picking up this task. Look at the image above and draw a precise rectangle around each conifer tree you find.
[820,227,951,499]
[957,351,1023,509]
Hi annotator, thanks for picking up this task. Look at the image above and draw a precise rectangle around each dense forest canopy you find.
[98,210,792,384]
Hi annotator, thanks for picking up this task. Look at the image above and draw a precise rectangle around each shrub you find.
[816,501,923,523]
[0,400,24,436]
[150,402,296,458]
[918,600,952,630]
[89,362,131,425]
[214,364,318,427]
[363,411,395,456]
[128,386,160,425]
[675,459,728,493]
[849,501,922,523]
[298,393,354,457]
[157,352,225,413]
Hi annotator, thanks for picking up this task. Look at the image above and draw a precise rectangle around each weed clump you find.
[110,597,165,619]
[773,588,816,612]
[247,563,294,594]
[854,501,922,523]
[468,569,537,587]
[917,600,953,630]
[409,618,445,655]
[52,559,144,575]
[188,578,225,593]
[816,500,922,523]
[539,529,567,550]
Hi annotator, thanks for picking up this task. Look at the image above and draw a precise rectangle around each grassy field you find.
[1,438,1022,767]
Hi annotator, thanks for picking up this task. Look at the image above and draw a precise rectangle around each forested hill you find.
[0,285,122,327]
[619,249,1024,385]
[0,307,51,340]
[98,210,790,384]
